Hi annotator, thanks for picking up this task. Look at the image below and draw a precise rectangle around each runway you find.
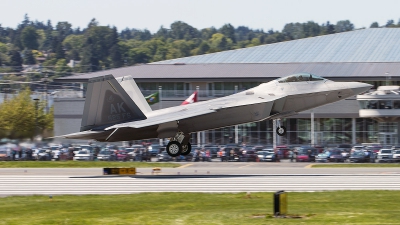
[1,174,400,196]
[1,163,400,196]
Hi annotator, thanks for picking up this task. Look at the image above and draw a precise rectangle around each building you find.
[54,28,400,146]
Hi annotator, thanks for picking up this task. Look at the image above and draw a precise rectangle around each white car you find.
[392,150,400,162]
[73,150,93,161]
[351,146,365,151]
[97,150,113,161]
[377,149,393,163]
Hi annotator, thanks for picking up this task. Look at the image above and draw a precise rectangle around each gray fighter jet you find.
[61,73,372,157]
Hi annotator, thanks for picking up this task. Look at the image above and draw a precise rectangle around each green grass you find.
[0,191,399,224]
[0,161,179,168]
[312,163,400,168]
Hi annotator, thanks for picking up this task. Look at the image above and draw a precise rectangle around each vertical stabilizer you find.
[117,76,152,115]
[80,75,147,131]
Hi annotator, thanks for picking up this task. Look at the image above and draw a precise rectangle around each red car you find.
[295,146,318,162]
[116,150,129,161]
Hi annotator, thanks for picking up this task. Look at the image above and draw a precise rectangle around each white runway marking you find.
[0,175,400,196]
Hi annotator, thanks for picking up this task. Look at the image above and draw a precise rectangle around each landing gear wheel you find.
[276,126,287,136]
[181,142,192,156]
[166,141,182,157]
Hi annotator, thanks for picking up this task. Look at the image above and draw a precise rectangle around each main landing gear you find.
[166,132,192,157]
[275,119,287,136]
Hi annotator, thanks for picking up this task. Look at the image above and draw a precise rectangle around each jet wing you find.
[106,106,216,130]
[51,130,108,140]
[106,94,283,130]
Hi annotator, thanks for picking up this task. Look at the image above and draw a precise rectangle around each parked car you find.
[116,150,130,161]
[148,144,161,156]
[257,151,276,162]
[240,149,258,162]
[392,150,400,162]
[157,152,173,162]
[337,144,352,152]
[349,150,369,163]
[315,153,329,163]
[96,149,113,161]
[36,149,50,160]
[295,146,318,162]
[0,149,9,161]
[351,146,365,152]
[377,149,393,163]
[276,145,291,159]
[328,149,345,162]
[73,150,93,161]
[205,146,220,158]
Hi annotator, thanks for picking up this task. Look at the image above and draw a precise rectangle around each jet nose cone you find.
[349,82,373,95]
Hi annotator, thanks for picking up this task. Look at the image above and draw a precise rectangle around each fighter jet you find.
[60,73,372,157]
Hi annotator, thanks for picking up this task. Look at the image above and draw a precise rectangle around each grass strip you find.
[0,161,179,168]
[0,191,399,225]
[312,163,400,168]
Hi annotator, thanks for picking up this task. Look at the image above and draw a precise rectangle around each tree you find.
[21,26,39,49]
[335,20,354,32]
[370,22,379,28]
[127,48,150,65]
[197,41,210,54]
[154,26,169,39]
[80,37,99,72]
[219,24,236,43]
[386,20,395,27]
[54,59,72,77]
[41,21,53,51]
[23,49,36,65]
[56,21,72,41]
[110,44,123,68]
[170,21,199,40]
[55,41,65,59]
[8,50,22,72]
[323,21,335,34]
[0,89,53,139]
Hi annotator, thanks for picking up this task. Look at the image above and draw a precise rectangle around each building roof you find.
[55,28,400,83]
[152,28,400,64]
[55,62,400,83]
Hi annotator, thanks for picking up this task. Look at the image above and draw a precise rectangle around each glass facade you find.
[359,100,400,109]
[184,118,386,147]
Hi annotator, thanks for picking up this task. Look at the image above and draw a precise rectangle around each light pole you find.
[33,98,39,141]
[41,74,49,113]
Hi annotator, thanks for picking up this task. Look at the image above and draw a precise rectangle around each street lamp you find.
[41,74,49,114]
[33,98,39,141]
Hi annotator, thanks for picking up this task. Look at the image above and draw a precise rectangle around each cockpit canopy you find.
[276,73,326,83]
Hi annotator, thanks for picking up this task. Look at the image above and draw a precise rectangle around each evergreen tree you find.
[55,41,65,59]
[325,21,335,34]
[8,50,23,72]
[220,24,236,43]
[21,26,39,50]
[155,26,169,39]
[23,49,36,65]
[41,20,53,51]
[110,27,123,68]
[67,49,80,61]
[80,37,99,72]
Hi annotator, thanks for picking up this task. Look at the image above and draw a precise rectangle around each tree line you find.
[0,15,399,80]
